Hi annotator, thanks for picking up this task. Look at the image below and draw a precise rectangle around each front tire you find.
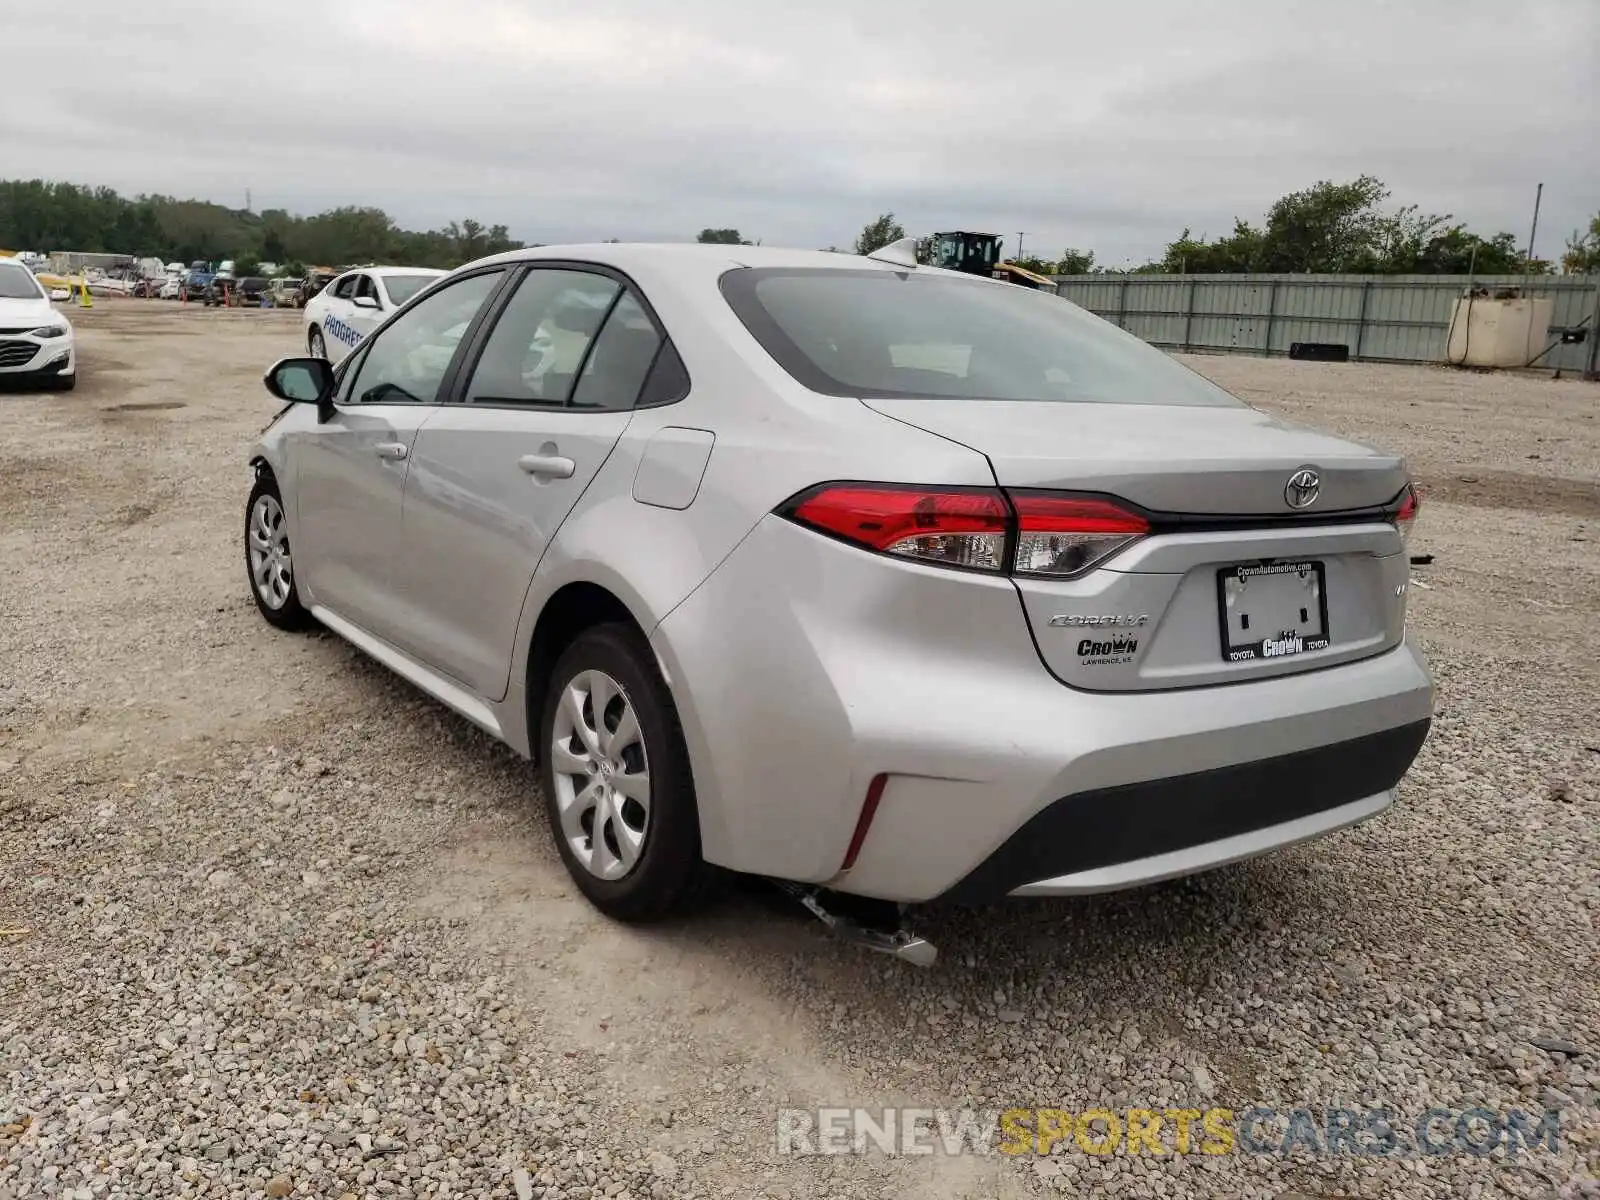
[307,327,326,358]
[245,472,312,630]
[47,373,76,392]
[539,624,710,921]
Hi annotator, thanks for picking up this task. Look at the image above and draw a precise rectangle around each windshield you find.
[719,267,1242,407]
[381,274,438,307]
[0,263,46,301]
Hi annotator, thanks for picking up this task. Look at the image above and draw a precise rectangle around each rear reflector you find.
[1010,492,1149,579]
[840,773,889,872]
[785,484,1009,572]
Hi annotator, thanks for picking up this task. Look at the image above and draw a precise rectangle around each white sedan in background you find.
[302,266,447,364]
[0,256,76,391]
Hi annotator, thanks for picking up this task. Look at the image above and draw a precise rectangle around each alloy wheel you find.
[550,669,652,880]
[248,493,293,609]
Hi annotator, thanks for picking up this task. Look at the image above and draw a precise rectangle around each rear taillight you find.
[779,484,1149,577]
[1009,492,1150,579]
[786,484,1009,572]
[1392,484,1419,545]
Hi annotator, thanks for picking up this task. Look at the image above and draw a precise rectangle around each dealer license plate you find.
[1216,560,1331,662]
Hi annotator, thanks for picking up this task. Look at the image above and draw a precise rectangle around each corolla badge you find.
[1047,614,1150,627]
[1284,467,1321,509]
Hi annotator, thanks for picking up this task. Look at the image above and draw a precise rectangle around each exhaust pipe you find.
[778,882,938,967]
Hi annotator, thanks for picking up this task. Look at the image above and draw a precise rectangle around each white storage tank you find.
[1446,292,1554,368]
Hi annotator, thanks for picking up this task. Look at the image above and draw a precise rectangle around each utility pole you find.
[1521,182,1542,294]
[1016,232,1028,262]
[245,187,252,213]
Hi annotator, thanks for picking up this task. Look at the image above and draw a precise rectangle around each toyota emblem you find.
[1284,467,1321,509]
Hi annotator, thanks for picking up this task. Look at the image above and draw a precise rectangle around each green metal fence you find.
[1049,272,1600,376]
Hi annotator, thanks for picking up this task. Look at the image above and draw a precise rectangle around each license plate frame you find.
[1215,560,1332,663]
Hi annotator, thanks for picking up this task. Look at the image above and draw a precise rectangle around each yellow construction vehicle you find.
[925,231,1055,288]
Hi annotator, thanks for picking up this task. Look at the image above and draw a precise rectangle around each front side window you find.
[341,270,503,405]
[0,263,46,300]
[331,275,357,300]
[354,274,379,303]
[464,269,620,407]
[720,268,1242,407]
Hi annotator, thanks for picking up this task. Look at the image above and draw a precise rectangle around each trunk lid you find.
[860,398,1407,514]
[861,397,1412,692]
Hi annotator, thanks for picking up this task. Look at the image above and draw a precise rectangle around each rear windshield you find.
[719,267,1241,407]
[382,274,437,307]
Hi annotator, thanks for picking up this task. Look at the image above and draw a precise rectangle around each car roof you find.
[461,242,941,283]
[352,266,450,278]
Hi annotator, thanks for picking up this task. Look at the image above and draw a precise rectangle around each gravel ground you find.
[1,302,1597,1200]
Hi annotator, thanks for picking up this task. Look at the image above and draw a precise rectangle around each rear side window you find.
[570,292,662,411]
[719,267,1241,407]
[637,339,690,407]
[382,274,437,307]
[464,268,621,407]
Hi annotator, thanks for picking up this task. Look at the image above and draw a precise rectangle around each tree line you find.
[0,179,524,274]
[720,178,1600,277]
[6,175,1597,279]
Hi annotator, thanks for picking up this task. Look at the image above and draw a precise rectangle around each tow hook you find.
[776,882,937,967]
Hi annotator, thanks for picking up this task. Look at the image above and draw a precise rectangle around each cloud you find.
[4,0,1596,264]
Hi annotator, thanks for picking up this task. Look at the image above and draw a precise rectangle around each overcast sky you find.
[9,0,1598,265]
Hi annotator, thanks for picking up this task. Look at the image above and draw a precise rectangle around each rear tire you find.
[245,472,313,631]
[539,624,711,921]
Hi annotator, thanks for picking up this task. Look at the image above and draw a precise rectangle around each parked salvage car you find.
[184,264,215,301]
[298,269,337,308]
[244,243,1432,954]
[267,278,303,308]
[0,255,76,390]
[233,277,270,307]
[301,265,447,363]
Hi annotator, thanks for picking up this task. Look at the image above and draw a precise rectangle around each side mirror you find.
[263,356,335,404]
[353,295,380,311]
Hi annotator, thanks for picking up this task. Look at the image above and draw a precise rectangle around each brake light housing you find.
[779,483,1151,579]
[1009,491,1150,578]
[786,483,1010,572]
[1391,483,1419,545]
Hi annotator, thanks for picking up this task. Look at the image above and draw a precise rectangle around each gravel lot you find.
[2,302,1597,1200]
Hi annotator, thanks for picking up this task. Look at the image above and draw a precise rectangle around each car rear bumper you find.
[937,718,1428,903]
[653,515,1434,904]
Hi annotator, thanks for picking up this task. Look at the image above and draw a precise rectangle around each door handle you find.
[518,454,576,479]
[374,442,409,461]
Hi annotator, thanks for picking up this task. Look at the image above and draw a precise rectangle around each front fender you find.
[247,415,310,598]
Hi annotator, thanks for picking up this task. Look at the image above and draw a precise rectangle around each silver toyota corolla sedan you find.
[246,241,1433,939]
